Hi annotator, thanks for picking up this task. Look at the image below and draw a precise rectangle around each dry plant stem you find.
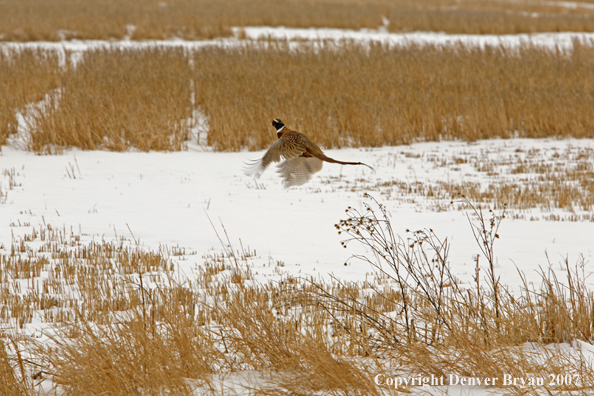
[336,193,464,343]
[0,338,33,396]
[204,209,243,268]
[466,200,506,330]
[534,256,594,343]
[305,275,401,350]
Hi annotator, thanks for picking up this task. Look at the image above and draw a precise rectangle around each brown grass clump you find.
[194,41,594,151]
[0,48,61,147]
[0,338,32,396]
[2,0,594,42]
[207,281,382,395]
[28,47,193,153]
[46,296,218,395]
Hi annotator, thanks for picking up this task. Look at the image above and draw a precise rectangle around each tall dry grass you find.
[28,47,193,153]
[0,338,31,396]
[45,297,216,395]
[0,0,231,42]
[2,0,594,42]
[194,41,594,151]
[2,42,593,153]
[0,48,61,147]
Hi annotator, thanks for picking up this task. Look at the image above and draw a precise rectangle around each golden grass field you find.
[195,42,594,151]
[3,0,594,41]
[2,42,594,153]
[28,47,194,152]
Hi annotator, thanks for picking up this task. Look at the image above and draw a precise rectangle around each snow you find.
[1,26,594,58]
[238,27,594,51]
[2,138,593,291]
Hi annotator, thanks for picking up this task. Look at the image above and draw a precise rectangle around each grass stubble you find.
[328,144,594,218]
[2,0,594,41]
[1,195,594,395]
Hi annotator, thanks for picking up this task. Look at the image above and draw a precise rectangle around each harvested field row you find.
[3,0,594,42]
[2,42,593,153]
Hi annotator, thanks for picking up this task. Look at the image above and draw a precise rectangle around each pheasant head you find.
[271,119,285,137]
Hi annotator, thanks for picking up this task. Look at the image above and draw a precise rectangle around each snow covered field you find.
[2,27,593,290]
[4,135,594,395]
[2,138,594,291]
[2,27,594,395]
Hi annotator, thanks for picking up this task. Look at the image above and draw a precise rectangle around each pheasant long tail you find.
[316,153,375,172]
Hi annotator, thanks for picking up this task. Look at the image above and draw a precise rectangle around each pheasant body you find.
[245,119,373,187]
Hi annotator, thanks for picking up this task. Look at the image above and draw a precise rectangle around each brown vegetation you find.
[2,42,591,153]
[2,0,594,42]
[28,47,193,153]
[194,41,594,151]
[0,49,61,147]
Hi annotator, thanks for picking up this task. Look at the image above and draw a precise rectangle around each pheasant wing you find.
[277,157,324,187]
[244,134,308,178]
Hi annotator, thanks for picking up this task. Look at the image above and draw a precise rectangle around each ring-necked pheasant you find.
[244,119,374,187]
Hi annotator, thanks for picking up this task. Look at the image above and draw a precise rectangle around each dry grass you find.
[351,144,594,216]
[0,48,61,147]
[28,47,193,153]
[2,0,594,42]
[0,339,30,396]
[1,43,592,152]
[45,297,216,395]
[334,195,594,349]
[2,199,594,394]
[329,195,594,392]
[195,41,594,151]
